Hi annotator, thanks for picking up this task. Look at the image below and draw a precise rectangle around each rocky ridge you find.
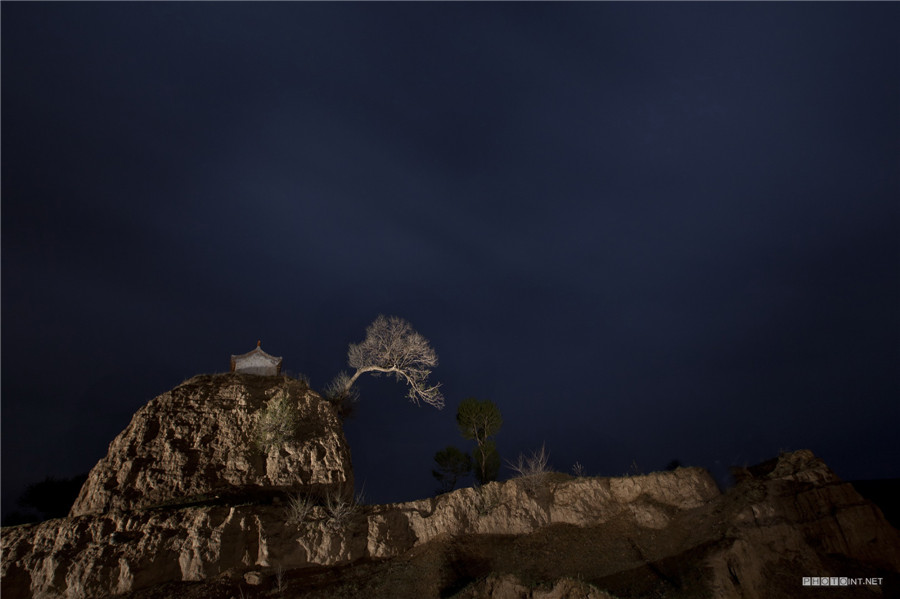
[4,451,899,598]
[2,372,898,598]
[3,466,721,598]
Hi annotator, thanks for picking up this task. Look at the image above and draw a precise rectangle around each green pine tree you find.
[456,397,502,484]
[432,446,473,493]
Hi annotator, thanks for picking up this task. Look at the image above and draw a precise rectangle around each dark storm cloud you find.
[2,3,898,513]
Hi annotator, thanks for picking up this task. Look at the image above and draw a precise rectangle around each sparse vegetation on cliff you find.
[323,487,365,531]
[284,493,314,526]
[254,385,301,452]
[507,443,553,496]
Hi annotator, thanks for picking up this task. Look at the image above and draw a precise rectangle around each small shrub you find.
[284,493,313,526]
[323,487,365,531]
[572,461,587,477]
[274,564,286,593]
[254,386,300,452]
[507,443,552,496]
[324,371,359,419]
[282,371,310,387]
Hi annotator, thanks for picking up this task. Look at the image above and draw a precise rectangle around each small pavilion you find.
[230,341,283,376]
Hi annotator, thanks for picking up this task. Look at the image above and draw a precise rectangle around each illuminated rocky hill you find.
[2,374,898,598]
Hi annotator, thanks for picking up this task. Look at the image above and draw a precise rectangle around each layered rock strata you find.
[5,452,898,598]
[2,468,718,598]
[3,380,898,599]
[705,450,900,598]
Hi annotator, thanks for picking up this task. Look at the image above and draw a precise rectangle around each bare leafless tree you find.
[507,443,552,495]
[331,315,445,409]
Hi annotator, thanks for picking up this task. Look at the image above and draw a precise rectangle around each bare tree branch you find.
[340,315,444,409]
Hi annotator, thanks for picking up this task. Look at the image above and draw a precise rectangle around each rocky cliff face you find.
[705,450,900,598]
[2,466,720,598]
[1,371,897,599]
[3,450,898,599]
[69,373,353,517]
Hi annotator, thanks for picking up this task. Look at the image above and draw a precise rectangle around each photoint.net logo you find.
[802,577,883,587]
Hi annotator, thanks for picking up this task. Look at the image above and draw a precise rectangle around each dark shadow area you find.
[2,473,88,526]
[439,555,492,598]
[849,479,900,530]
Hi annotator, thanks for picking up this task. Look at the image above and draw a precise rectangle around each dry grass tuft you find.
[507,443,552,496]
[323,487,365,531]
[284,493,314,526]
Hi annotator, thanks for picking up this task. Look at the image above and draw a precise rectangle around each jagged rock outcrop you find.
[3,450,898,598]
[69,373,353,517]
[2,468,718,599]
[705,450,900,598]
[3,379,898,599]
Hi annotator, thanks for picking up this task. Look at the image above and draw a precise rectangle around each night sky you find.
[2,3,898,518]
